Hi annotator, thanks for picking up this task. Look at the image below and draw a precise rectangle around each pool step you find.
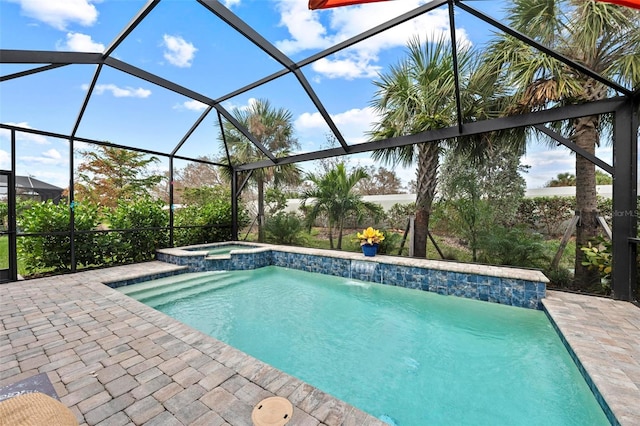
[141,276,248,308]
[118,271,226,298]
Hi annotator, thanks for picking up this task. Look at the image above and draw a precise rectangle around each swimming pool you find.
[119,266,609,425]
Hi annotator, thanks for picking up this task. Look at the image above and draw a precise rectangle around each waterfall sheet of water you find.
[350,260,378,282]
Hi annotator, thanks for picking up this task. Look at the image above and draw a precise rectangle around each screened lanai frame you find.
[0,0,637,300]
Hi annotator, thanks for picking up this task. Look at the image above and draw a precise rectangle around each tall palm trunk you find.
[327,217,335,249]
[414,142,440,258]
[573,115,601,289]
[573,78,607,290]
[257,176,265,243]
[337,217,345,250]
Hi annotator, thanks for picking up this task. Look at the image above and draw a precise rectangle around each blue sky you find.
[0,0,617,191]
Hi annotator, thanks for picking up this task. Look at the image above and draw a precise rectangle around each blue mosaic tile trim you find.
[158,249,546,310]
[105,268,187,288]
[543,307,619,426]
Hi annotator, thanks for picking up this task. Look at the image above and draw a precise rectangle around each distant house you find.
[0,175,64,204]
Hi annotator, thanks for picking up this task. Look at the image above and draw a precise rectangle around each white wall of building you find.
[285,185,613,214]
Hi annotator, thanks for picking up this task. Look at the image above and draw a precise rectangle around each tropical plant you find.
[545,172,576,188]
[301,163,382,250]
[481,0,640,288]
[264,212,304,245]
[580,236,612,281]
[356,227,385,246]
[478,226,549,269]
[220,98,301,242]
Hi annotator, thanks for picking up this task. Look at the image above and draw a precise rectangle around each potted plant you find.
[356,227,385,257]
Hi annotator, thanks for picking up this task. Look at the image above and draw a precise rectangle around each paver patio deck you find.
[1,261,638,425]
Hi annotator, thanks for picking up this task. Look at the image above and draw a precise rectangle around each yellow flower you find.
[356,227,385,246]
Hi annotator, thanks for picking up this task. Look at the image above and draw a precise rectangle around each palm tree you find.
[368,36,511,258]
[301,163,382,250]
[481,0,640,288]
[220,99,301,242]
[368,37,455,257]
[546,172,577,187]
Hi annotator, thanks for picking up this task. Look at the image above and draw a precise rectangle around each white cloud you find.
[224,97,259,114]
[296,107,379,145]
[175,100,208,112]
[162,34,197,68]
[42,148,62,160]
[19,155,63,166]
[82,83,151,98]
[56,32,104,52]
[312,57,380,80]
[8,0,98,30]
[521,144,614,189]
[0,122,50,144]
[274,0,469,80]
[222,0,241,8]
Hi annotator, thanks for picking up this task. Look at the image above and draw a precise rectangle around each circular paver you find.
[251,396,293,426]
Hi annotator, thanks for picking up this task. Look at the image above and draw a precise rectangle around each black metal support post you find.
[169,156,174,248]
[612,101,638,300]
[8,131,17,281]
[231,169,238,241]
[69,138,76,272]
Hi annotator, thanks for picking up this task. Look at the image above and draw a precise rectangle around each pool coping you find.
[157,242,550,283]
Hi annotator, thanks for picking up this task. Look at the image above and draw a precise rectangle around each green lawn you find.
[0,235,7,269]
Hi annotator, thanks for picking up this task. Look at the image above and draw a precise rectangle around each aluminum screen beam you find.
[103,0,160,58]
[533,124,614,174]
[298,0,448,68]
[105,57,214,104]
[0,50,102,64]
[197,0,295,70]
[212,0,447,107]
[294,69,349,151]
[0,63,69,82]
[448,0,463,133]
[104,57,277,162]
[236,98,625,171]
[70,64,103,138]
[171,105,214,157]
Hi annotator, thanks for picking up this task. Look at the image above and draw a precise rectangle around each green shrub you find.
[375,229,402,255]
[265,212,304,245]
[544,267,574,288]
[174,191,247,246]
[17,201,100,273]
[106,198,169,263]
[478,226,549,269]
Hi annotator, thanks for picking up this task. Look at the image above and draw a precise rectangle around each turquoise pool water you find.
[120,267,609,425]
